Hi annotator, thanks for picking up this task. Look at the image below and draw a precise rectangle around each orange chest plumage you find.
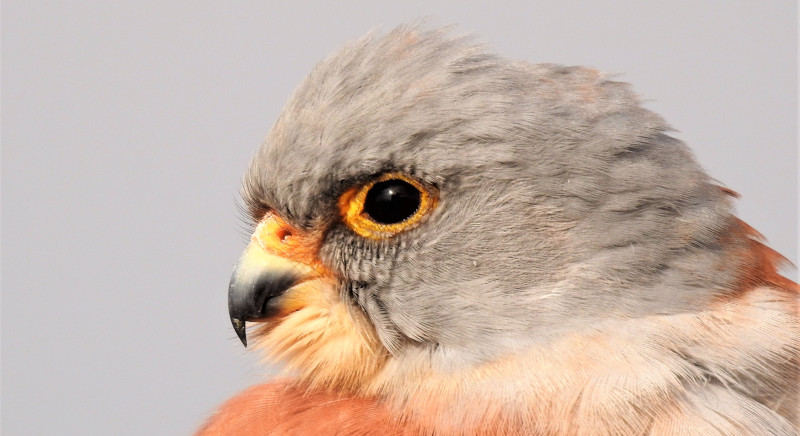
[196,382,419,436]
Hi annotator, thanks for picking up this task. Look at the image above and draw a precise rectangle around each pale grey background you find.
[2,1,797,435]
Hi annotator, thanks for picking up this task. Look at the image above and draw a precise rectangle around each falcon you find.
[198,25,799,435]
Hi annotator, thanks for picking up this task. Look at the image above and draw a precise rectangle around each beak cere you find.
[228,214,323,347]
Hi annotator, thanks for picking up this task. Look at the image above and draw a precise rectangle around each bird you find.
[197,25,799,435]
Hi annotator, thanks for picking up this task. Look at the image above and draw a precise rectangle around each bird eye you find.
[363,179,421,224]
[338,173,437,239]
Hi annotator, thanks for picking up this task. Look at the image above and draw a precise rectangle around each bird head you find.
[227,26,787,396]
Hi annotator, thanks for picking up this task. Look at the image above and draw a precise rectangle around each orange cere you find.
[252,212,326,271]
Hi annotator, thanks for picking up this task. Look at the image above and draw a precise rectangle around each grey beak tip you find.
[229,254,302,350]
[231,317,248,348]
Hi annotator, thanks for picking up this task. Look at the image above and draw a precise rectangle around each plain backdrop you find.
[2,1,797,434]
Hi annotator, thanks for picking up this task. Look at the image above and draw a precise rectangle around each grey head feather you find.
[243,25,745,366]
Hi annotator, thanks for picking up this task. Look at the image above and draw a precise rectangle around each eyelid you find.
[338,172,438,240]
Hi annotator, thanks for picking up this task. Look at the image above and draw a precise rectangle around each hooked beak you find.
[228,214,323,347]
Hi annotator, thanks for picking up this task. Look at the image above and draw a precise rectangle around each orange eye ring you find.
[338,172,438,240]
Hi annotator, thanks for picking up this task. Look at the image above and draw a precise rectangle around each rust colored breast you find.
[195,381,418,436]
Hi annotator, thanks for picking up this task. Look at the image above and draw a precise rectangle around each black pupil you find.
[363,179,421,225]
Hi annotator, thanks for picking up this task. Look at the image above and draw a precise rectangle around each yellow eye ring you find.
[338,173,438,240]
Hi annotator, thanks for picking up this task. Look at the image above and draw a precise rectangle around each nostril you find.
[278,229,292,242]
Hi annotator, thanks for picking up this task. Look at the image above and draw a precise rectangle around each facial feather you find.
[232,24,798,434]
[247,25,749,361]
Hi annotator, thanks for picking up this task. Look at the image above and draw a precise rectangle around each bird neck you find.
[359,284,799,434]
